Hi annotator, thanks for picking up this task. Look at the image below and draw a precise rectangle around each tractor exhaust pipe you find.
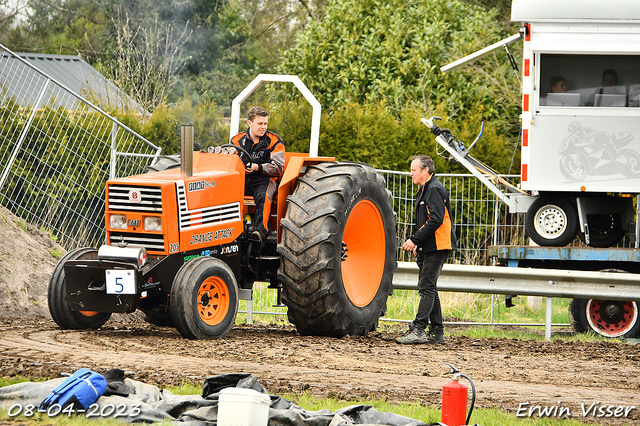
[181,124,194,178]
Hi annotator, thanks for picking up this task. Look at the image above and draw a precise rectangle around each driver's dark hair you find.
[412,155,435,175]
[247,106,269,122]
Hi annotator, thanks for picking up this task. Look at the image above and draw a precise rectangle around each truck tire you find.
[48,248,112,329]
[526,197,578,246]
[578,214,626,248]
[170,257,239,339]
[569,298,640,338]
[277,162,397,337]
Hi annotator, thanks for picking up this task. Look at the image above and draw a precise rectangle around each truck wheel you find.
[48,248,112,329]
[526,197,578,246]
[170,257,239,339]
[578,214,625,248]
[569,298,640,338]
[277,162,397,337]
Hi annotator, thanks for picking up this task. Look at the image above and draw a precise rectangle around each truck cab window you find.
[539,54,640,107]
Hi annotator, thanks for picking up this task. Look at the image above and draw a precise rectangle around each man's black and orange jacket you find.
[409,175,457,253]
[230,129,285,180]
[230,129,285,233]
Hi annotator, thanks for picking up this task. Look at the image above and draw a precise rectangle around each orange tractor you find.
[48,76,398,339]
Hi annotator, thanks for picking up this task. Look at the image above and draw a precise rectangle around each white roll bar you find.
[229,74,321,157]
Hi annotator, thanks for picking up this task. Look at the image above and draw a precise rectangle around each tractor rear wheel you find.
[170,257,239,339]
[277,162,397,337]
[48,248,112,329]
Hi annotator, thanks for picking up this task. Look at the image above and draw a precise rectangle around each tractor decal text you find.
[189,228,233,246]
[169,243,180,253]
[128,219,141,227]
[221,245,239,255]
[188,180,205,192]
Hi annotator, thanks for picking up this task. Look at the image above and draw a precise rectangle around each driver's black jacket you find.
[230,129,285,181]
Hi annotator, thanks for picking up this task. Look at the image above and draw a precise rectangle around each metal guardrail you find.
[391,261,640,340]
[393,262,640,301]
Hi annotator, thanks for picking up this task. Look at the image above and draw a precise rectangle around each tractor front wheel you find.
[170,257,239,339]
[278,162,397,337]
[48,248,112,329]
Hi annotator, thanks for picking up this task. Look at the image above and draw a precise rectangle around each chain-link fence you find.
[378,170,528,266]
[0,44,160,249]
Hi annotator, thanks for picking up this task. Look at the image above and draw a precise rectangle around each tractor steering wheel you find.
[218,143,253,169]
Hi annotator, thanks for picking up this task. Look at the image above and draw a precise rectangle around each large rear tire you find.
[170,257,239,339]
[569,298,640,338]
[277,162,397,337]
[48,248,112,329]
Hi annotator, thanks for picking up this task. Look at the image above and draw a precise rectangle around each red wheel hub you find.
[586,299,638,338]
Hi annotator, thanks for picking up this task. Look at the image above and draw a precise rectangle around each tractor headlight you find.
[109,214,127,229]
[144,216,162,232]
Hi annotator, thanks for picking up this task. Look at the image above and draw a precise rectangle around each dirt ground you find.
[1,204,639,425]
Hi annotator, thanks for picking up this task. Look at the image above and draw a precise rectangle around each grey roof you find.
[0,51,143,113]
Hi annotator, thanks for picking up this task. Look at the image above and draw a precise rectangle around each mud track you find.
[1,317,639,425]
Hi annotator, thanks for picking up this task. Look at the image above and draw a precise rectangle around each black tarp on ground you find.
[0,372,438,426]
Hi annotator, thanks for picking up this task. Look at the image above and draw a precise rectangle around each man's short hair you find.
[412,155,435,174]
[247,106,269,122]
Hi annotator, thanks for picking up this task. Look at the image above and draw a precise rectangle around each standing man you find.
[396,155,456,345]
[231,106,285,251]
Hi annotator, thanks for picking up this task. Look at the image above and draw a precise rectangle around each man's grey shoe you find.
[426,332,446,345]
[396,327,428,344]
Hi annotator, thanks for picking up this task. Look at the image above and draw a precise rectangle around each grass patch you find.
[1,378,622,426]
[16,219,28,232]
[277,393,611,426]
[234,283,623,344]
[49,247,64,258]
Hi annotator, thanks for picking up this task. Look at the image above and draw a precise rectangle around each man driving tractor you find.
[230,106,285,252]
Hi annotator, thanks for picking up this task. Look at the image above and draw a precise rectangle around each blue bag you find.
[40,368,107,411]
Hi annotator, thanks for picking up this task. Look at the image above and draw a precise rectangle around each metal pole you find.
[490,197,500,324]
[181,125,194,178]
[0,79,51,190]
[636,195,639,249]
[545,297,553,341]
[110,121,118,180]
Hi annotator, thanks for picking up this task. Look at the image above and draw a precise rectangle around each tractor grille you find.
[109,232,165,252]
[176,182,242,229]
[108,184,163,213]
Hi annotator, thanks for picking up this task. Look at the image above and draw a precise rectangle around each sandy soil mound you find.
[0,205,66,318]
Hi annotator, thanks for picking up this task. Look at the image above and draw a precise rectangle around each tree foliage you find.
[276,0,521,172]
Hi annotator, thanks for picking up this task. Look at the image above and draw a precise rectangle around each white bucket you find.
[217,387,271,426]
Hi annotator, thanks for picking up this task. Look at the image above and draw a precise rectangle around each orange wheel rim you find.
[79,311,99,317]
[197,277,230,325]
[341,199,385,307]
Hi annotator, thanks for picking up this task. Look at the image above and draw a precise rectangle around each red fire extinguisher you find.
[441,363,476,426]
